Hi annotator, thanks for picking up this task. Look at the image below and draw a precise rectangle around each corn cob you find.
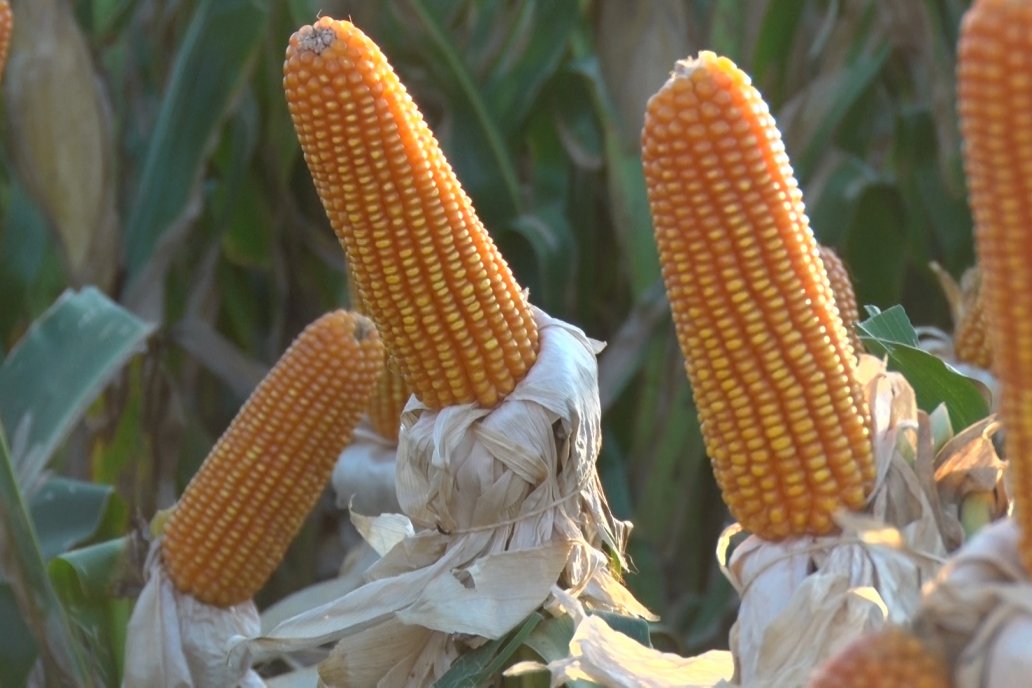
[0,0,11,81]
[283,18,539,410]
[958,0,1032,572]
[953,268,992,368]
[348,271,410,442]
[162,311,383,607]
[642,52,874,539]
[819,245,864,357]
[808,626,952,688]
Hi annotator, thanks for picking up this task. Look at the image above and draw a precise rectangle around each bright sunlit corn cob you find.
[642,52,874,540]
[819,246,864,357]
[0,0,11,80]
[162,311,383,607]
[283,18,539,410]
[808,626,951,688]
[953,269,992,368]
[958,0,1032,571]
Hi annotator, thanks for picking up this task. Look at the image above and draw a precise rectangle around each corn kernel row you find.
[162,311,383,607]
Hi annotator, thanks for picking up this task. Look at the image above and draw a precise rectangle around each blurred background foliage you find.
[0,0,975,684]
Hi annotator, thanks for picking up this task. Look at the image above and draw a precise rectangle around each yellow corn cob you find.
[953,268,992,368]
[0,0,11,81]
[808,626,952,688]
[819,246,864,357]
[642,52,875,539]
[283,18,539,410]
[348,271,410,442]
[958,0,1032,571]
[162,311,383,607]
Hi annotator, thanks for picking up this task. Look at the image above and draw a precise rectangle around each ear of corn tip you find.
[0,0,11,80]
[808,626,952,688]
[818,246,864,358]
[161,310,384,607]
[642,51,874,540]
[283,17,539,410]
[953,268,992,368]
[959,0,1032,572]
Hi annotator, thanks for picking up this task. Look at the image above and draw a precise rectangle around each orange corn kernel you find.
[283,18,539,410]
[0,1,11,81]
[819,246,864,357]
[809,626,952,688]
[642,52,874,539]
[958,0,1032,571]
[953,269,992,368]
[162,311,383,607]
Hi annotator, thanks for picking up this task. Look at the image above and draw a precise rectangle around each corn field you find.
[1,0,1014,686]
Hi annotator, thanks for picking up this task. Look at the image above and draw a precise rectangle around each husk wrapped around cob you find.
[228,18,650,686]
[125,311,383,687]
[632,51,1002,687]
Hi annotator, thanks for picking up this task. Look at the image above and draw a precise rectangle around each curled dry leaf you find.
[2,0,118,289]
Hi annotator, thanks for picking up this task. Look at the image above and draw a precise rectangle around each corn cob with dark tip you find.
[283,18,539,410]
[819,246,864,357]
[808,626,952,688]
[0,0,11,81]
[958,0,1032,571]
[642,51,875,540]
[161,311,383,607]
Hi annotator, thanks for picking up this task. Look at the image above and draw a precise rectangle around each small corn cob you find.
[349,271,410,442]
[283,18,539,410]
[808,626,952,688]
[162,311,383,607]
[642,52,875,539]
[958,0,1032,571]
[819,246,864,357]
[0,0,11,81]
[952,268,992,368]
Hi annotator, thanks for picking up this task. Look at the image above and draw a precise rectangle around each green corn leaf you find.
[123,0,270,281]
[0,425,98,685]
[0,288,154,486]
[858,305,990,429]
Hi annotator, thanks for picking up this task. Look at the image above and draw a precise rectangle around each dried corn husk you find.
[331,422,400,517]
[123,541,264,688]
[229,310,651,687]
[506,586,735,688]
[911,518,1032,687]
[718,355,952,687]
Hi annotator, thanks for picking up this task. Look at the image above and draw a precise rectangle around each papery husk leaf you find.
[545,615,733,688]
[350,512,415,557]
[913,518,1032,688]
[720,355,948,686]
[229,311,649,686]
[259,543,381,632]
[332,422,399,516]
[2,0,118,290]
[124,541,263,688]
